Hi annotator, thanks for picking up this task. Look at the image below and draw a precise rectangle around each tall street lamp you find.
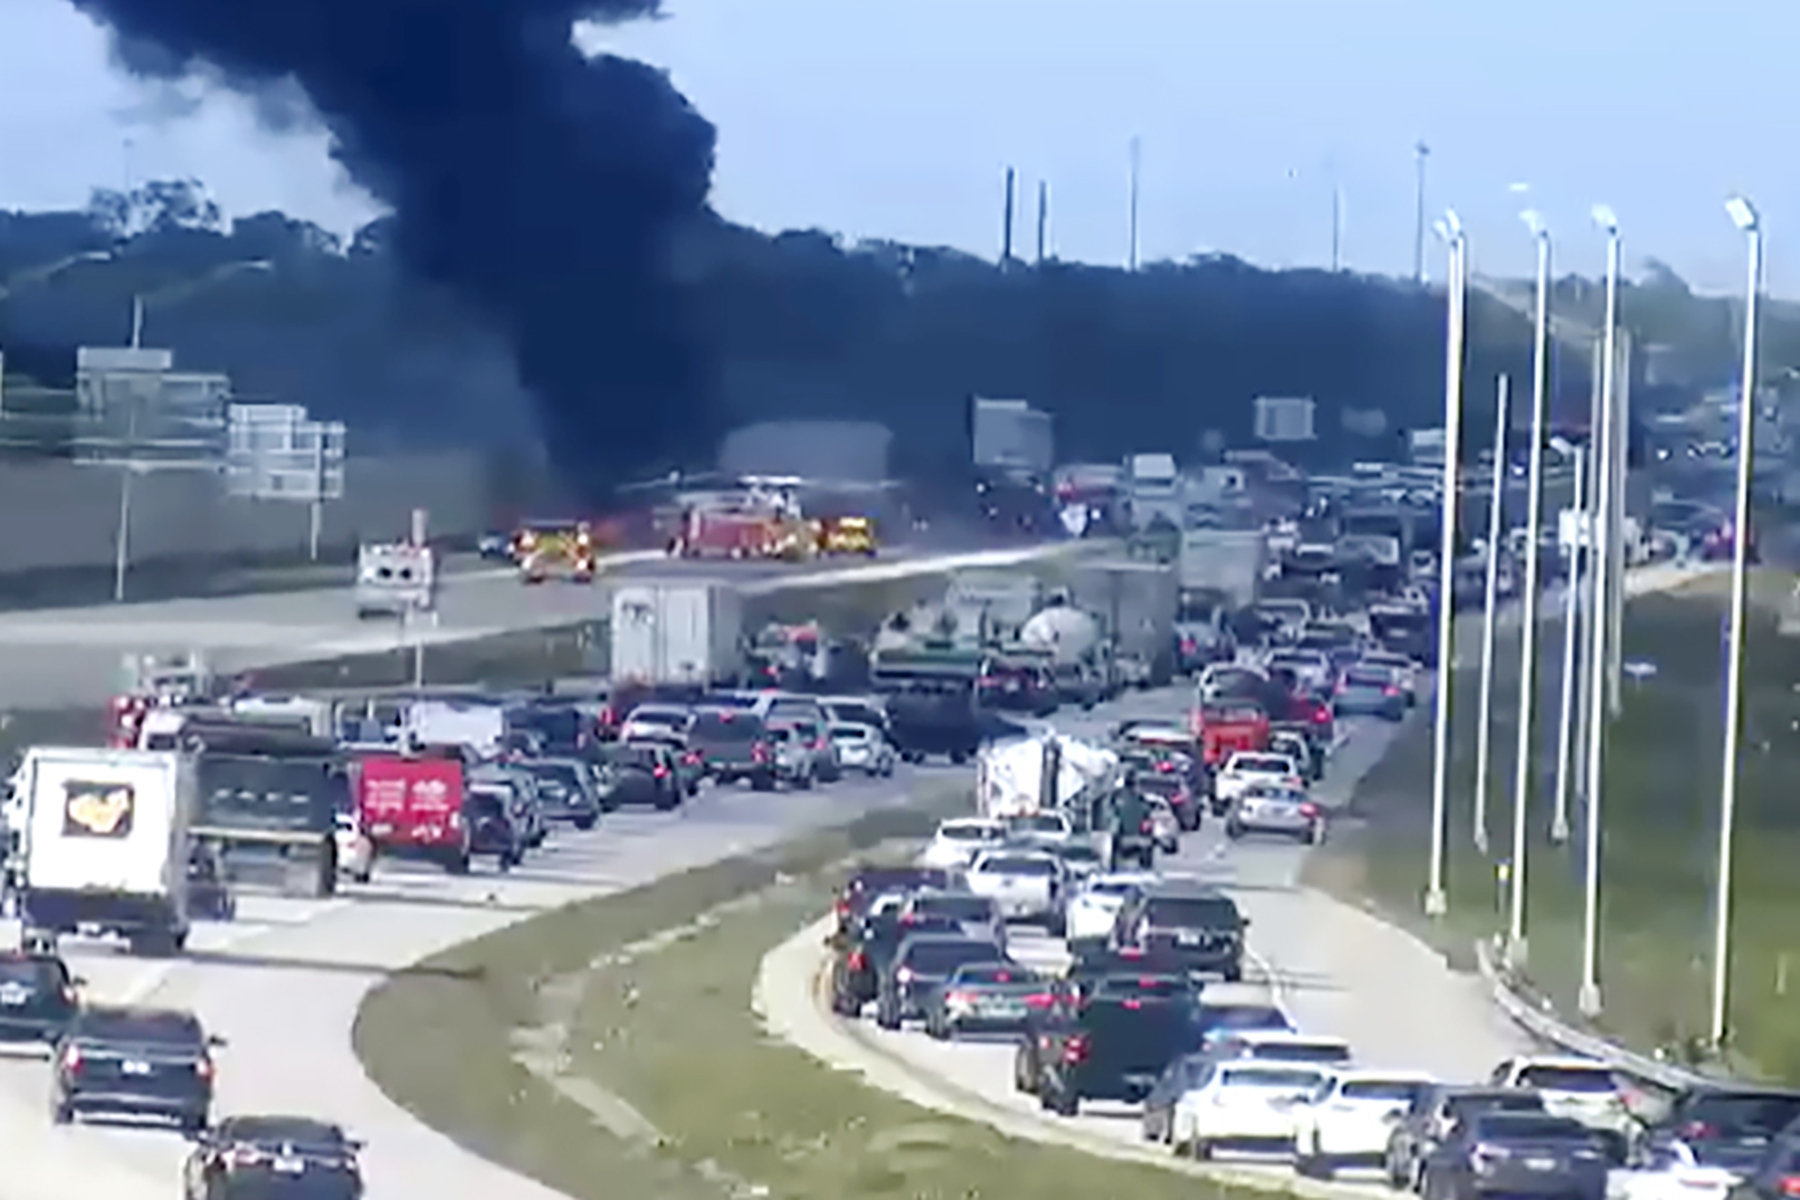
[1550,442,1585,847]
[1577,203,1622,1018]
[1472,373,1510,856]
[1507,208,1554,966]
[1426,208,1466,918]
[131,259,273,349]
[1709,194,1763,1049]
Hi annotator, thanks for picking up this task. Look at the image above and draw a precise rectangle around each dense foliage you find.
[2,179,1761,484]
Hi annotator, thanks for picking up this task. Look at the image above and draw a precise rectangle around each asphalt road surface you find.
[0,762,951,1200]
[0,542,1083,709]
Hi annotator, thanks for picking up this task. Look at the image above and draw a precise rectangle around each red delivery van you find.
[353,753,470,875]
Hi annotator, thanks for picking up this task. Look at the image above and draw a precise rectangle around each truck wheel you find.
[51,1096,71,1125]
[1052,1089,1079,1117]
[574,814,598,831]
[1138,848,1154,870]
[795,771,814,791]
[950,750,970,765]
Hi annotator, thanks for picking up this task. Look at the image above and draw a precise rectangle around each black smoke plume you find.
[71,0,720,497]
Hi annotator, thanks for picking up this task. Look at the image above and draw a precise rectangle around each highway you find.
[0,763,946,1200]
[0,541,1088,709]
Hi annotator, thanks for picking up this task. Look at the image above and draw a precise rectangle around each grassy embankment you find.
[1310,575,1800,1078]
[356,783,1287,1200]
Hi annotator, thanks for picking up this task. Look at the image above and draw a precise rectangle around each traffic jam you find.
[820,591,1799,1200]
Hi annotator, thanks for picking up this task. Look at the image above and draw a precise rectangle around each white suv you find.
[1062,872,1154,949]
[918,818,1006,870]
[1170,1062,1329,1159]
[1289,1070,1435,1178]
[1215,752,1305,805]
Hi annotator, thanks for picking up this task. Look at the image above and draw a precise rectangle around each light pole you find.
[1709,195,1763,1049]
[1413,142,1430,284]
[1425,208,1466,918]
[131,259,273,348]
[1550,444,1586,845]
[1472,373,1511,856]
[1508,210,1553,965]
[1577,203,1622,1018]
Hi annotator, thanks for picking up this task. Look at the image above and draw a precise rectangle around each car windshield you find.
[1517,1065,1618,1093]
[978,856,1056,876]
[1679,1092,1800,1134]
[529,763,585,791]
[1476,1114,1593,1141]
[0,958,63,988]
[825,702,885,727]
[1447,1092,1546,1119]
[691,712,761,741]
[1252,1041,1350,1063]
[913,894,995,922]
[940,823,1000,842]
[604,745,663,768]
[1086,879,1144,899]
[1010,815,1066,833]
[1146,896,1241,926]
[1344,670,1392,687]
[1200,1004,1290,1033]
[627,708,687,728]
[1223,1068,1325,1090]
[76,1009,202,1044]
[223,1117,346,1149]
[1244,786,1305,803]
[1233,756,1291,774]
[1095,975,1190,999]
[1059,845,1101,863]
[900,941,1004,973]
[830,725,869,739]
[1343,1080,1430,1103]
[953,964,1039,985]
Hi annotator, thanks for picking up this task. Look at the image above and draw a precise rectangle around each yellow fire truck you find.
[515,519,598,583]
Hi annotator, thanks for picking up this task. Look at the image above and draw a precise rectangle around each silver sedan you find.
[1225,783,1324,844]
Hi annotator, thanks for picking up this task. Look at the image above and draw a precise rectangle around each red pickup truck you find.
[1189,702,1271,767]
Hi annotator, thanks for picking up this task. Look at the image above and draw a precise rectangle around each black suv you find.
[1109,886,1247,982]
[0,950,81,1046]
[1028,985,1205,1116]
[828,904,962,1016]
[874,934,1007,1030]
[1649,1084,1800,1174]
[54,1004,224,1131]
[183,1114,366,1200]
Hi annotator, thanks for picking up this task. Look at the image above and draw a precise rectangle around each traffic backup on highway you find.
[0,448,1756,1200]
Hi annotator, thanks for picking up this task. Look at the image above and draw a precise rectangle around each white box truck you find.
[15,747,196,955]
[610,583,743,687]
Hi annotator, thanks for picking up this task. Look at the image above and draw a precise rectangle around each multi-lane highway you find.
[0,763,947,1200]
[0,542,1090,709]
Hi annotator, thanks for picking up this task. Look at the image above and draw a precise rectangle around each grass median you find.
[354,780,1275,1200]
[1309,588,1800,1080]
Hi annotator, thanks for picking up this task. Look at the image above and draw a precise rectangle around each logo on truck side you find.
[62,781,135,837]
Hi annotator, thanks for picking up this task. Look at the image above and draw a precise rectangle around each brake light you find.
[1024,992,1055,1009]
[1384,686,1401,697]
[1777,1177,1800,1198]
[227,1146,267,1169]
[945,990,977,1005]
[653,765,669,779]
[60,1044,81,1072]
[195,1056,214,1081]
[1122,998,1143,1009]
[685,751,702,766]
[1312,708,1330,723]
[834,896,851,914]
[1061,1034,1090,1063]
[1139,820,1152,833]
[848,950,867,970]
[813,738,828,752]
[1118,946,1144,958]
[752,742,771,764]
[1300,802,1320,818]
[1155,761,1174,773]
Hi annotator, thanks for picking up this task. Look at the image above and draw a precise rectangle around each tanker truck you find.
[1019,600,1117,709]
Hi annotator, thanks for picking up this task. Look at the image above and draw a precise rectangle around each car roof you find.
[1507,1055,1613,1070]
[218,1115,347,1144]
[939,817,1002,831]
[1327,1069,1438,1084]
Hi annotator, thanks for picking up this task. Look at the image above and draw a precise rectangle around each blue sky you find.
[3,0,1793,293]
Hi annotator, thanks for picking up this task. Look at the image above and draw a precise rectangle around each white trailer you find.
[610,582,744,687]
[976,734,1118,820]
[403,699,506,757]
[15,747,196,955]
[356,541,436,618]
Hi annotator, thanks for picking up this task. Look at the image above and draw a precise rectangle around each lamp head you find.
[1591,204,1619,233]
[1442,208,1463,237]
[1725,195,1758,232]
[1520,209,1546,237]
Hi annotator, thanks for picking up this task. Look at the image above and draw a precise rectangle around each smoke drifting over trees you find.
[69,0,720,496]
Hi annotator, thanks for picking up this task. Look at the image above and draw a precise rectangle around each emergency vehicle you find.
[515,519,598,583]
[106,653,216,749]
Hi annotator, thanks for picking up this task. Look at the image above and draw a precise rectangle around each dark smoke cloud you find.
[72,0,720,496]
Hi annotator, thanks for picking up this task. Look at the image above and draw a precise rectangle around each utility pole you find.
[1002,167,1016,265]
[1413,142,1430,284]
[1036,180,1049,264]
[1331,184,1344,272]
[1129,136,1142,272]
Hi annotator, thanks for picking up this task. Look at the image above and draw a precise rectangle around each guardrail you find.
[1474,937,1716,1093]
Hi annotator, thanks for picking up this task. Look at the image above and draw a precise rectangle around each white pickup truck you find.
[964,849,1066,934]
